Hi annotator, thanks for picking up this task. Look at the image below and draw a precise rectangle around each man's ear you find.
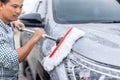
[0,2,3,10]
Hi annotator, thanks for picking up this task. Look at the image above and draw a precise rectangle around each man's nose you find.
[15,8,22,14]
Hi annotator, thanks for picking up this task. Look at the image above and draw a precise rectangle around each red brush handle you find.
[49,27,73,58]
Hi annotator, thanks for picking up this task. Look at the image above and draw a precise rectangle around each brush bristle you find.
[43,27,85,71]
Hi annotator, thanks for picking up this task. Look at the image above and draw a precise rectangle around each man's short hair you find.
[0,0,9,4]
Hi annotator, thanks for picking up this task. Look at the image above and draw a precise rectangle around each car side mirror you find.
[19,13,44,27]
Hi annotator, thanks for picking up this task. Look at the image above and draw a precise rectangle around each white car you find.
[19,0,120,80]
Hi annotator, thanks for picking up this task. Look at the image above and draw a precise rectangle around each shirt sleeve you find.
[0,33,19,69]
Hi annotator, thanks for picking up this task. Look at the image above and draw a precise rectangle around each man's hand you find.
[33,28,46,41]
[12,21,25,31]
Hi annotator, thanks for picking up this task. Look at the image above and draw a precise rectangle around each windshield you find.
[53,0,120,23]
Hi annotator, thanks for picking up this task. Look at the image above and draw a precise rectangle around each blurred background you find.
[23,0,38,13]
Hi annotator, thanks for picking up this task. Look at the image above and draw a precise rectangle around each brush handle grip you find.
[19,27,57,41]
[22,28,35,33]
[19,27,34,33]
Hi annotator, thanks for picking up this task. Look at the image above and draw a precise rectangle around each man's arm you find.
[17,29,45,63]
[12,21,45,63]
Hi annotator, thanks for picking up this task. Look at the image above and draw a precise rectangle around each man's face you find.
[0,0,23,23]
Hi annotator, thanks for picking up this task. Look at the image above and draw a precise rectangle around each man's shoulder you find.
[0,20,12,33]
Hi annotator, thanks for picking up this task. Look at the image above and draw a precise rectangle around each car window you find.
[53,0,120,23]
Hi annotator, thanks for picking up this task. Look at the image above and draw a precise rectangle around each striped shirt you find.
[0,20,19,80]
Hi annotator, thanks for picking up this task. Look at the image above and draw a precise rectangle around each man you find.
[0,0,45,79]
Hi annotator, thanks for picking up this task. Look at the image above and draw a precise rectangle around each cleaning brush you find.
[43,27,85,71]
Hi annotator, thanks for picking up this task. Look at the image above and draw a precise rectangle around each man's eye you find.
[12,5,18,8]
[20,5,23,9]
[12,5,23,9]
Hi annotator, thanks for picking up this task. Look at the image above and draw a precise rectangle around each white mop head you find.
[43,27,85,71]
